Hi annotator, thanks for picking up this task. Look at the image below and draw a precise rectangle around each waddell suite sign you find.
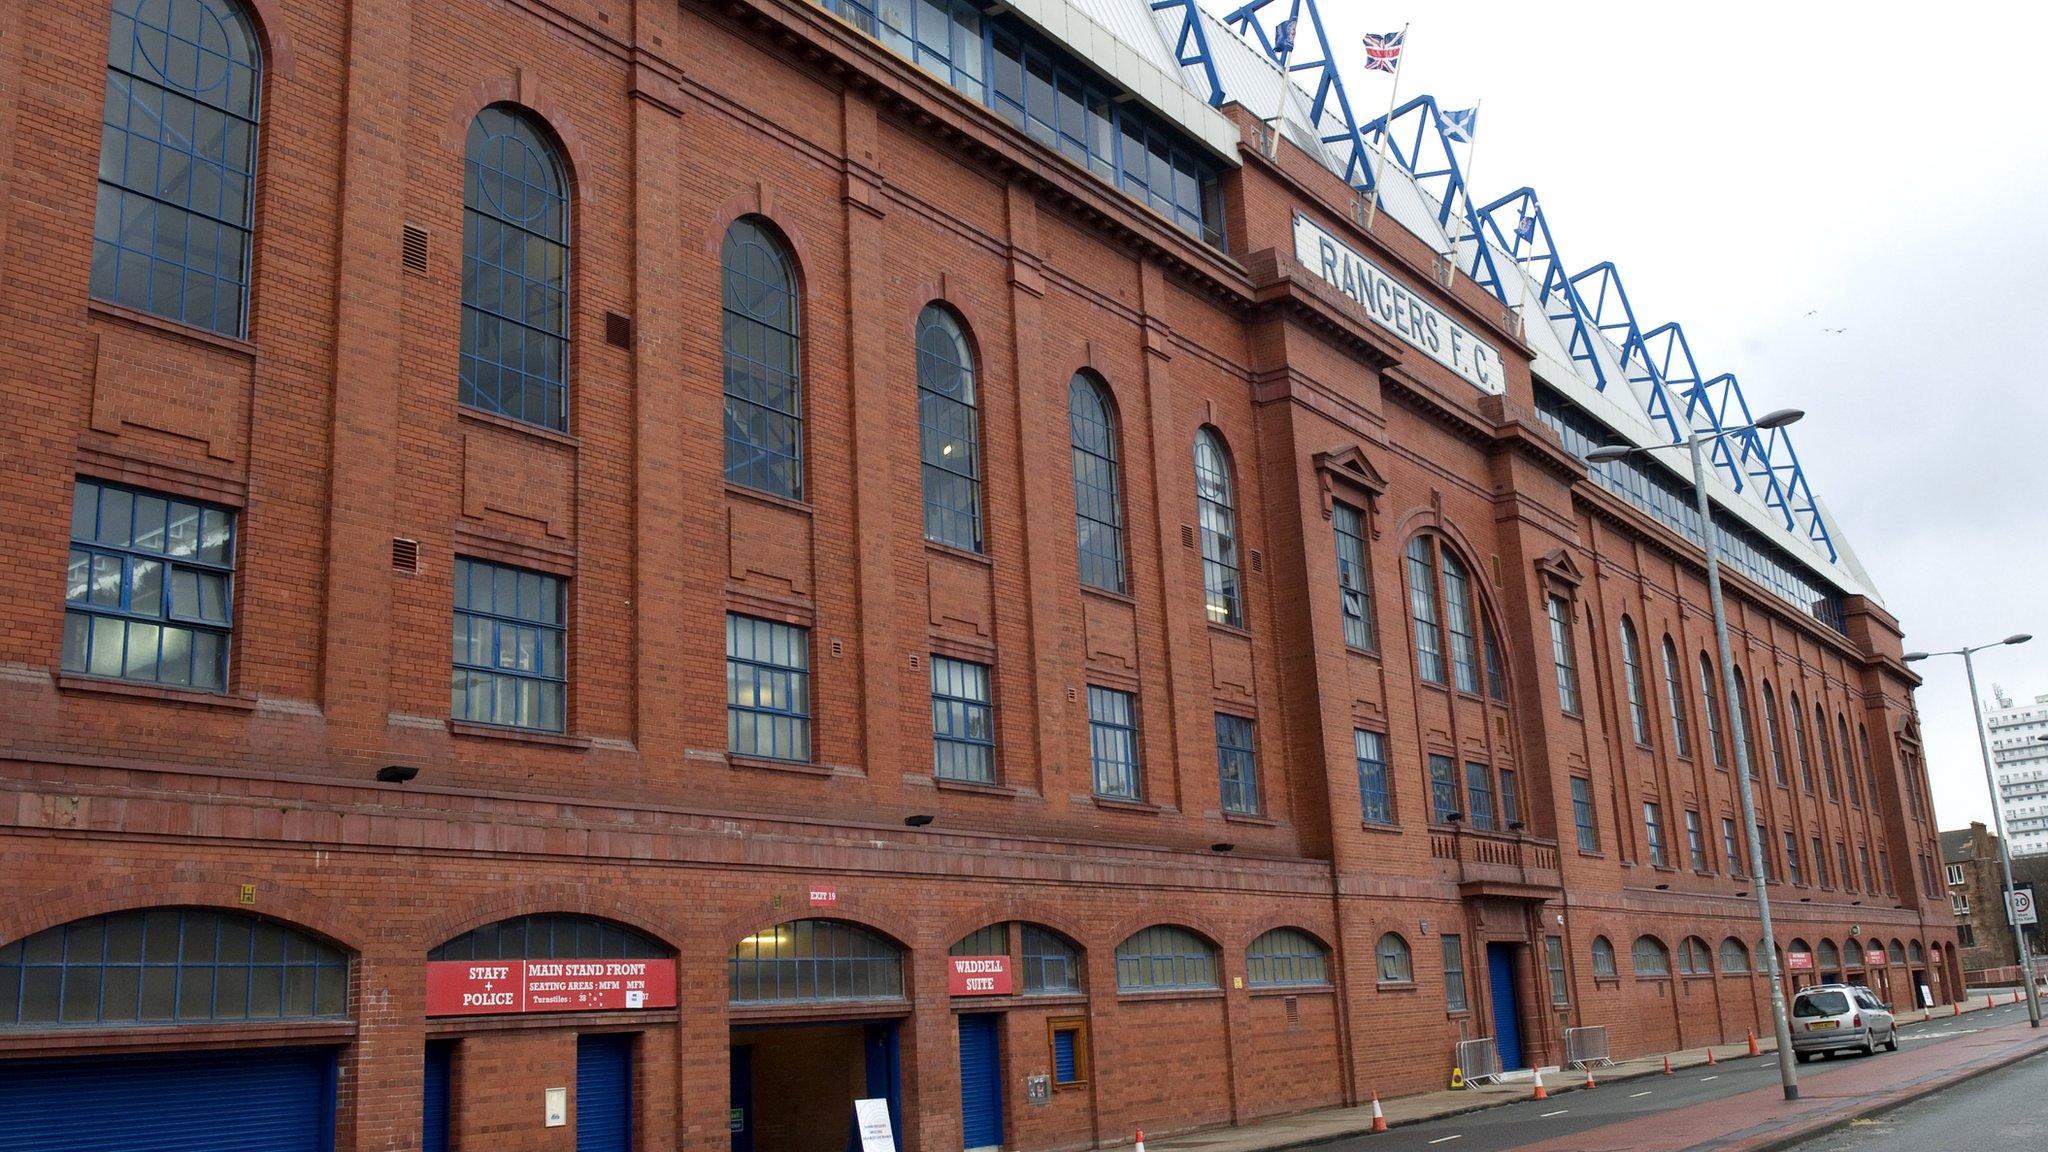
[1292,213,1504,396]
[426,959,677,1016]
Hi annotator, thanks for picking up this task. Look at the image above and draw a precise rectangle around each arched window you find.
[1069,374,1126,592]
[1909,940,1925,965]
[1679,936,1713,975]
[1115,925,1217,991]
[1193,429,1242,628]
[1719,937,1751,973]
[1662,637,1692,757]
[1816,939,1840,974]
[1375,933,1413,983]
[1245,928,1329,988]
[1620,616,1651,744]
[1816,703,1839,800]
[1838,715,1861,806]
[1790,692,1815,792]
[1405,537,1444,683]
[1890,938,1906,965]
[0,908,346,1026]
[432,913,665,960]
[1440,552,1480,693]
[722,218,803,497]
[1863,725,1882,809]
[93,0,263,337]
[1482,618,1508,701]
[918,304,982,551]
[1632,936,1671,978]
[1762,681,1789,787]
[946,922,1083,996]
[1789,938,1812,970]
[1405,536,1499,697]
[729,919,903,1004]
[1591,935,1617,978]
[1841,939,1862,971]
[1732,667,1755,778]
[460,105,571,431]
[1698,653,1728,768]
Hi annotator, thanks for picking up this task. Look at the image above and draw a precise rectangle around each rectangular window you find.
[1643,802,1667,867]
[1431,755,1460,824]
[1548,596,1579,713]
[1723,818,1744,877]
[1859,846,1875,892]
[1685,810,1707,871]
[1087,686,1141,800]
[930,656,994,783]
[1945,863,1964,887]
[1545,936,1569,1005]
[451,557,566,732]
[64,479,236,692]
[1878,849,1891,893]
[1356,730,1392,825]
[1498,768,1521,829]
[1465,762,1496,831]
[1215,713,1259,815]
[1759,823,1776,882]
[1571,776,1598,853]
[1049,1018,1088,1087]
[1333,503,1374,650]
[1442,935,1467,1013]
[1836,843,1853,891]
[1784,832,1803,886]
[727,614,812,761]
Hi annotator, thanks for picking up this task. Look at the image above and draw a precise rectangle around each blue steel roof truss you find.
[1150,0,1226,107]
[1218,0,1376,190]
[1358,94,1506,303]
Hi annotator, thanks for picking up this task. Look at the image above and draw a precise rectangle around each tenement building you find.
[0,1,1959,1150]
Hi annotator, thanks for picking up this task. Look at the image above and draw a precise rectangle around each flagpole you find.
[1445,98,1482,283]
[1363,22,1411,232]
[1262,4,1302,158]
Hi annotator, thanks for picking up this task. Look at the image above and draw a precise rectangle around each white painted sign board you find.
[545,1086,568,1127]
[2009,884,2037,926]
[855,1098,895,1152]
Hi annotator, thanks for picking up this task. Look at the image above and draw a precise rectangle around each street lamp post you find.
[1584,409,1805,1101]
[1904,637,2043,1028]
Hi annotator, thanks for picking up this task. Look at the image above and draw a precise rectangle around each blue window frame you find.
[1571,775,1598,852]
[1549,596,1579,714]
[1442,934,1467,1011]
[1114,926,1216,992]
[1464,761,1496,831]
[1441,552,1480,694]
[1333,503,1374,650]
[1069,374,1126,593]
[930,655,994,783]
[63,479,234,691]
[1621,616,1651,744]
[1499,767,1521,828]
[1214,712,1258,815]
[452,557,566,732]
[1021,925,1081,995]
[1698,653,1728,767]
[0,908,346,1027]
[918,304,982,551]
[726,614,811,762]
[1430,754,1459,823]
[1194,428,1243,629]
[92,0,261,337]
[723,218,803,498]
[1405,537,1444,684]
[1087,685,1141,801]
[1245,928,1328,988]
[1662,636,1692,757]
[1051,1021,1083,1084]
[460,105,570,431]
[1355,729,1392,825]
[429,914,664,961]
[1482,619,1508,701]
[728,919,903,1004]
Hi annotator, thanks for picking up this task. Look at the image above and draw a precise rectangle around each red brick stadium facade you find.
[0,1,1960,1150]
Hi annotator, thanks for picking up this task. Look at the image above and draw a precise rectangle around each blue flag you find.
[1441,107,1479,143]
[1274,17,1298,56]
[1515,212,1538,243]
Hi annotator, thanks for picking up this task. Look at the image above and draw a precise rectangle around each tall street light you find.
[1904,636,2043,1028]
[1583,407,1805,1100]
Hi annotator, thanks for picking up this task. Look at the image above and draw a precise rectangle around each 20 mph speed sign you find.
[2008,884,2038,926]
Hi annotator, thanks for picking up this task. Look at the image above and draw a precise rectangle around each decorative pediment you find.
[1534,548,1587,594]
[1312,445,1389,534]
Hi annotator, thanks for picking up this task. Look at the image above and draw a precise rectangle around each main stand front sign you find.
[426,959,678,1016]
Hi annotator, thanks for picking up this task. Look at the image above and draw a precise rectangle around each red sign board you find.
[809,886,839,909]
[948,955,1013,997]
[1865,948,1887,967]
[426,959,677,1017]
[1787,951,1814,971]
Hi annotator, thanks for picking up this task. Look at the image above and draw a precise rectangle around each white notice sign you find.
[854,1098,895,1152]
[2009,884,2037,926]
[1292,213,1505,395]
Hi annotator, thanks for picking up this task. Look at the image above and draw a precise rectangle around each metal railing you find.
[1454,1037,1504,1085]
[1563,1025,1613,1069]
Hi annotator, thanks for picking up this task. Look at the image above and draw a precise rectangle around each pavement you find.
[1773,1041,2048,1149]
[1131,995,2048,1152]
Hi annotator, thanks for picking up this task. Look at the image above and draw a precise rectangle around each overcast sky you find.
[1194,0,2048,829]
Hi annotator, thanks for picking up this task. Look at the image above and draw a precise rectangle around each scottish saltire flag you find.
[1362,31,1404,72]
[1274,17,1298,55]
[1441,107,1478,143]
[1515,212,1538,243]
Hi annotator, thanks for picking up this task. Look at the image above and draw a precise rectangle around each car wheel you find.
[1886,1027,1899,1052]
[1863,1034,1877,1057]
[1796,1051,1814,1064]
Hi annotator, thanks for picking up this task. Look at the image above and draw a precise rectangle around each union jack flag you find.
[1362,31,1404,73]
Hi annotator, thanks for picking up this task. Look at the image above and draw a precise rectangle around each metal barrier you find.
[1563,1025,1613,1069]
[1454,1037,1504,1085]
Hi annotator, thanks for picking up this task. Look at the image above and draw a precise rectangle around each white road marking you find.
[1699,1075,1718,1081]
[1762,1061,1777,1068]
[1427,1137,1463,1145]
[1539,1110,1568,1118]
[1628,1091,1653,1098]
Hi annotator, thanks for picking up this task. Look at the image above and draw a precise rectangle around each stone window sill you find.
[56,673,257,712]
[448,720,592,749]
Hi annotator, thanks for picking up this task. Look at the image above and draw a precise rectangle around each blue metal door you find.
[1487,944,1525,1071]
[0,1046,336,1152]
[957,1014,1004,1150]
[729,1045,753,1152]
[423,1039,454,1152]
[577,1033,634,1152]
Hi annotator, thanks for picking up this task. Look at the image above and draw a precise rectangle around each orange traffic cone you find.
[1662,1056,1673,1076]
[1584,1065,1598,1089]
[1747,1028,1759,1057]
[1705,1047,1718,1067]
[1369,1091,1388,1133]
[1531,1070,1548,1101]
[1953,1000,1962,1017]
[1135,1131,1146,1152]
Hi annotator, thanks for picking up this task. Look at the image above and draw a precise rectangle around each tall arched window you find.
[1193,428,1242,628]
[722,218,803,498]
[1790,692,1815,792]
[1404,537,1444,684]
[1632,936,1671,978]
[1838,715,1861,806]
[1375,933,1413,983]
[1698,653,1728,768]
[1719,937,1751,973]
[1762,681,1789,787]
[1816,702,1839,800]
[1591,935,1617,978]
[1440,551,1480,693]
[93,0,263,336]
[1661,636,1692,758]
[460,105,571,431]
[918,304,982,550]
[1620,616,1651,744]
[1069,374,1125,592]
[1732,667,1755,778]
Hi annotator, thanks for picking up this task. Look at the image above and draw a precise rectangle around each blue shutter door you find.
[0,1046,335,1152]
[957,1014,1003,1150]
[1486,943,1525,1071]
[577,1033,634,1152]
[1052,1029,1077,1084]
[423,1039,454,1152]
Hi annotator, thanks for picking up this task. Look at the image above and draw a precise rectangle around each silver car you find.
[1790,983,1898,1061]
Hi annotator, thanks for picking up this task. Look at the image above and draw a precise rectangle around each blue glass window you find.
[723,218,803,498]
[1214,712,1258,816]
[1817,702,1839,800]
[1620,616,1651,744]
[1790,692,1815,792]
[1114,926,1216,992]
[1499,767,1521,828]
[726,614,811,761]
[1070,374,1125,593]
[918,305,982,550]
[1021,925,1081,995]
[430,914,664,961]
[1245,929,1328,988]
[1571,776,1598,852]
[64,479,234,691]
[1405,537,1444,684]
[1698,654,1728,767]
[1333,503,1373,650]
[1464,761,1496,831]
[1087,685,1141,801]
[0,908,346,1026]
[92,0,261,336]
[1194,428,1242,628]
[1483,619,1508,701]
[452,558,566,732]
[1442,935,1467,1011]
[1662,636,1692,757]
[930,655,994,783]
[460,106,570,431]
[728,920,903,1004]
[1430,754,1459,824]
[1548,596,1579,714]
[1355,729,1391,825]
[1441,552,1480,693]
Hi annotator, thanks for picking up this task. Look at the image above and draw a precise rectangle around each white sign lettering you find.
[1292,213,1505,395]
[854,1098,895,1152]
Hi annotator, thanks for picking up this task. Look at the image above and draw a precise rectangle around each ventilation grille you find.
[605,311,633,349]
[908,654,921,672]
[1284,995,1300,1025]
[392,537,421,574]
[1181,524,1195,549]
[401,225,429,274]
[1065,686,1078,703]
[1249,549,1264,574]
[829,638,844,658]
